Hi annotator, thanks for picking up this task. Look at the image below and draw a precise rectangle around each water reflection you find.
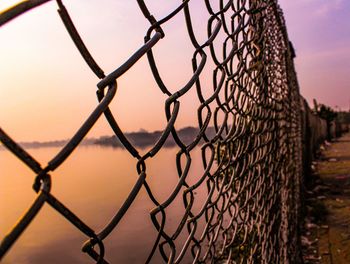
[1,145,206,263]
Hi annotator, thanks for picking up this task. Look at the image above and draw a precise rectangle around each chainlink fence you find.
[1,0,308,263]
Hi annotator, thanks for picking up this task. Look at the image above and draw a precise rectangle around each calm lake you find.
[1,144,213,263]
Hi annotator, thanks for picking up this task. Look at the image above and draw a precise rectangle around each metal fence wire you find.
[0,0,304,263]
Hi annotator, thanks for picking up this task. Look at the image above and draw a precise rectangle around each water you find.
[1,145,209,263]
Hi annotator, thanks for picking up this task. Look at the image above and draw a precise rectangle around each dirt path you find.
[303,133,350,264]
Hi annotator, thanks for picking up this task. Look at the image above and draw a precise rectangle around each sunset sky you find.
[279,0,350,111]
[0,0,349,142]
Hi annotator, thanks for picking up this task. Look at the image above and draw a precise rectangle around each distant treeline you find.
[94,126,216,148]
[0,127,217,150]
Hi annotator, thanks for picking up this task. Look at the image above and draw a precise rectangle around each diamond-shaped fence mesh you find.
[1,0,307,263]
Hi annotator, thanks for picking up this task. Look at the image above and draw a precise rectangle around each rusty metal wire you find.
[0,0,304,263]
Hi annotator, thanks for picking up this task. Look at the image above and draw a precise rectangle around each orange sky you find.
[1,0,350,141]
